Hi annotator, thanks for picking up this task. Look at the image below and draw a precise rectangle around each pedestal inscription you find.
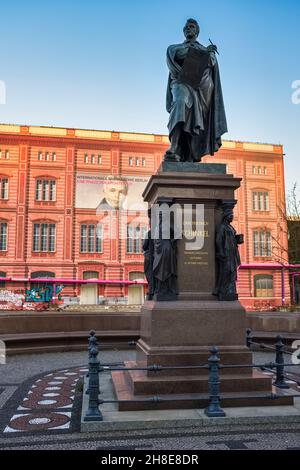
[177,203,215,300]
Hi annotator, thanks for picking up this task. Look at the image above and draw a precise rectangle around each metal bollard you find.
[246,329,252,349]
[205,346,226,418]
[84,343,103,421]
[274,335,289,389]
[86,330,98,395]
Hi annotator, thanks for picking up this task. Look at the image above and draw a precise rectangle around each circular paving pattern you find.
[3,366,88,433]
[7,412,70,432]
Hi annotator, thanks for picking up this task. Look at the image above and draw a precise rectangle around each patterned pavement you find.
[0,366,87,435]
[0,351,299,450]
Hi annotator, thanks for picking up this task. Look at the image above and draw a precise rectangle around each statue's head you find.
[221,201,236,224]
[183,18,200,40]
[225,212,234,223]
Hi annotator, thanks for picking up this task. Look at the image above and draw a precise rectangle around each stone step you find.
[112,370,296,411]
[123,365,273,395]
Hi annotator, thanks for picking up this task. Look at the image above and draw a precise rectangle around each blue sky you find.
[0,0,299,192]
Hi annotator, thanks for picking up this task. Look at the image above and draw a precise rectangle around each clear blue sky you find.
[1,0,299,192]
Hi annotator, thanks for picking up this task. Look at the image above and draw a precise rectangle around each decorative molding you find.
[0,124,20,133]
[75,129,112,139]
[119,132,155,142]
[243,143,274,152]
[29,126,67,136]
[222,141,236,149]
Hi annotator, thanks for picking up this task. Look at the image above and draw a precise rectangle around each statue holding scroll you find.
[165,18,227,163]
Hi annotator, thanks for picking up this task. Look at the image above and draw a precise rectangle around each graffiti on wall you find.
[0,290,24,310]
[25,285,64,302]
[0,285,64,310]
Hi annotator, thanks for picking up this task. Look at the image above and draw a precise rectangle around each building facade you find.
[0,123,290,308]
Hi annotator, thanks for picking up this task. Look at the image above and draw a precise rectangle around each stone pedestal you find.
[112,164,293,410]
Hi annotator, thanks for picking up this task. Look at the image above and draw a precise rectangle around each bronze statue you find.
[214,201,244,301]
[142,210,155,300]
[152,212,178,301]
[165,18,227,163]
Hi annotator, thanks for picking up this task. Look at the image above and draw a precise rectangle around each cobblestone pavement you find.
[0,350,299,450]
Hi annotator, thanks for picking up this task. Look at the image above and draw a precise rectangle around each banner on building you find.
[75,174,149,212]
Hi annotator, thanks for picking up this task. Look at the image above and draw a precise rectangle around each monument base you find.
[112,301,294,410]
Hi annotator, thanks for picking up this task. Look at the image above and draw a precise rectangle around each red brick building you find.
[0,123,290,308]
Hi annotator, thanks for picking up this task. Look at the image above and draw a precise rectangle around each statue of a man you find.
[152,212,178,301]
[214,202,244,301]
[165,18,228,163]
[142,210,155,300]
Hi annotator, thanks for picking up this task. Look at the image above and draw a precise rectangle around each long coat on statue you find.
[166,40,228,161]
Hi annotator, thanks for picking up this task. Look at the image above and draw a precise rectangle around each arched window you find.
[126,224,147,253]
[35,178,56,201]
[80,224,102,253]
[253,230,272,257]
[83,271,99,280]
[32,222,56,252]
[30,271,55,289]
[252,191,269,211]
[254,274,273,297]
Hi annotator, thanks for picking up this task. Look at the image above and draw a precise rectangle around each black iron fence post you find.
[205,346,226,418]
[274,335,290,389]
[246,329,252,348]
[86,330,98,395]
[84,342,103,422]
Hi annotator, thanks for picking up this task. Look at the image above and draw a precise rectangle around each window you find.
[126,224,146,254]
[254,274,273,297]
[30,271,55,290]
[52,152,56,162]
[49,180,56,201]
[35,179,56,201]
[128,156,147,167]
[0,150,9,159]
[32,223,56,252]
[91,154,95,164]
[84,153,89,164]
[98,154,102,164]
[253,165,267,176]
[88,225,95,252]
[80,224,102,253]
[253,230,272,257]
[0,222,8,251]
[0,178,8,199]
[252,192,269,211]
[45,152,49,161]
[0,271,6,288]
[48,224,56,251]
[38,152,43,161]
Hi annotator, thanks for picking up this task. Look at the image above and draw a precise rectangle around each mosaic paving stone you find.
[2,366,86,434]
